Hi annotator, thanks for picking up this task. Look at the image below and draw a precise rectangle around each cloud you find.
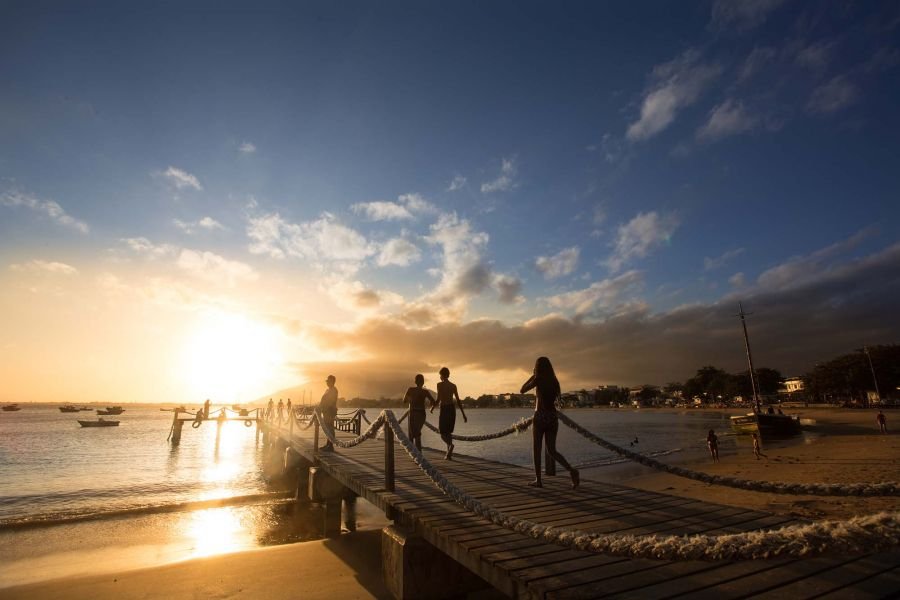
[544,270,643,317]
[710,0,787,31]
[447,175,467,191]
[324,278,404,314]
[535,247,580,280]
[807,75,860,114]
[495,275,524,304]
[729,272,746,287]
[626,50,722,142]
[794,41,834,71]
[120,237,177,259]
[377,238,422,267]
[297,240,900,394]
[481,158,517,193]
[607,211,679,272]
[704,248,745,271]
[1,189,89,233]
[738,46,777,81]
[238,141,257,154]
[696,99,759,142]
[174,216,225,234]
[9,260,79,276]
[162,166,202,191]
[351,193,436,221]
[175,249,258,287]
[247,212,375,274]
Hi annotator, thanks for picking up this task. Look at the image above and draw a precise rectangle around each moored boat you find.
[2,403,21,412]
[730,411,802,437]
[97,406,125,415]
[78,418,120,427]
[59,404,80,413]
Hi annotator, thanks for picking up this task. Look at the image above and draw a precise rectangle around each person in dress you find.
[403,374,436,451]
[318,375,338,452]
[430,367,467,460]
[520,357,579,489]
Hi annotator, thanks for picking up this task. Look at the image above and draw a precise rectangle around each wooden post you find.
[255,420,260,445]
[385,425,395,492]
[289,410,294,436]
[171,418,184,445]
[545,447,556,476]
[313,418,320,457]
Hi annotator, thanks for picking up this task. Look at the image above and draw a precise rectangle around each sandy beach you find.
[2,408,896,599]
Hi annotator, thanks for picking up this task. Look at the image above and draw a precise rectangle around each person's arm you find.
[426,390,436,410]
[402,388,411,406]
[454,385,467,422]
[520,374,536,394]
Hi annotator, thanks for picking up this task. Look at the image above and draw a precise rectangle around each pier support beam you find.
[170,419,184,445]
[381,525,488,600]
[308,467,345,537]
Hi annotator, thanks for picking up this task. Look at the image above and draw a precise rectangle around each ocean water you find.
[0,405,771,588]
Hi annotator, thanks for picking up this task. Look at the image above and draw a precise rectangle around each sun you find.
[178,310,286,403]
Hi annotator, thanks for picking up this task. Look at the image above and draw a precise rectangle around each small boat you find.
[2,404,21,412]
[97,406,125,415]
[78,418,119,427]
[59,404,80,413]
[730,411,802,437]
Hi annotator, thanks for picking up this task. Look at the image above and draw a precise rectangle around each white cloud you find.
[495,274,524,304]
[626,50,722,142]
[738,46,777,81]
[696,99,759,142]
[704,247,745,271]
[807,75,859,114]
[710,0,786,31]
[607,211,679,272]
[162,166,202,191]
[423,212,493,317]
[120,237,177,259]
[795,41,834,71]
[398,193,437,214]
[239,141,257,154]
[377,238,422,267]
[351,201,413,221]
[174,216,225,234]
[535,247,580,280]
[246,212,374,273]
[481,158,517,193]
[1,189,89,233]
[447,175,467,191]
[9,260,79,276]
[545,270,643,317]
[729,272,746,287]
[324,278,404,314]
[175,249,257,287]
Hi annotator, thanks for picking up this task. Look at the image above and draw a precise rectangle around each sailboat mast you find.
[738,302,762,413]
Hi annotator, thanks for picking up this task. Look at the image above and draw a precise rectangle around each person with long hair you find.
[403,374,436,451]
[430,367,467,459]
[520,357,579,488]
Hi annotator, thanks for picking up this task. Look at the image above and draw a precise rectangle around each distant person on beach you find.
[707,429,720,463]
[277,398,284,421]
[404,374,436,451]
[876,410,887,434]
[430,367,467,460]
[520,357,579,489]
[319,375,338,451]
[752,432,767,460]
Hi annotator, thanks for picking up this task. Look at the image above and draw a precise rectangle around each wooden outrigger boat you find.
[78,418,120,427]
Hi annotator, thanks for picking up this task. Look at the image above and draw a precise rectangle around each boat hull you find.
[730,413,802,437]
[78,420,119,427]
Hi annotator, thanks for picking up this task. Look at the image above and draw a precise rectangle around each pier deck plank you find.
[264,420,900,599]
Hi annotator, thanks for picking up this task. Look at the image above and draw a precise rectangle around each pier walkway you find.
[261,412,899,599]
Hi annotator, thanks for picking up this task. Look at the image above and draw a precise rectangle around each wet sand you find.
[620,408,899,520]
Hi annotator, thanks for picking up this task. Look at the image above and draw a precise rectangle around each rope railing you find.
[555,412,900,497]
[379,410,900,561]
[314,409,386,448]
[422,416,534,441]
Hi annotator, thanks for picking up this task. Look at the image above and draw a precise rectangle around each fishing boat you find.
[97,406,125,415]
[728,303,802,438]
[2,403,21,412]
[59,404,80,413]
[78,418,119,427]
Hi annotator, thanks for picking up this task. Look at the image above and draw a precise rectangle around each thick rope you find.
[381,410,900,561]
[556,412,900,497]
[423,416,534,441]
[315,410,386,448]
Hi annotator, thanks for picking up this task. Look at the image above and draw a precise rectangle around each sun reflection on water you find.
[187,507,254,558]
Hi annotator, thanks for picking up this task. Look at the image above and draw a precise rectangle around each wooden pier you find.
[257,414,899,599]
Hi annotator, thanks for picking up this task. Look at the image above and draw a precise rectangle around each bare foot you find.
[571,469,580,490]
[528,479,542,488]
[448,443,454,460]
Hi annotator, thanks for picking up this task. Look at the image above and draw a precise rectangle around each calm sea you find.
[0,405,761,587]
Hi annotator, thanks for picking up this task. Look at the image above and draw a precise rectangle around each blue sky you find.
[2,1,899,402]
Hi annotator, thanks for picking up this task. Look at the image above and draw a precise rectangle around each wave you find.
[574,447,684,470]
[0,490,295,531]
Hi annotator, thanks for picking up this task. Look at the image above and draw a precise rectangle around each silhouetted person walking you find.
[277,398,284,421]
[431,367,466,459]
[876,410,887,434]
[707,429,720,463]
[520,357,579,489]
[319,375,338,451]
[752,432,767,460]
[404,374,436,451]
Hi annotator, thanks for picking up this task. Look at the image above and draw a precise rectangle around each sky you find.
[2,1,899,404]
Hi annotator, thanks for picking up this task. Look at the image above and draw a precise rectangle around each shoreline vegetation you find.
[1,407,896,598]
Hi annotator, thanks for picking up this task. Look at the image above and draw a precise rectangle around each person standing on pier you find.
[404,374,436,452]
[277,398,284,422]
[319,375,338,452]
[285,398,292,421]
[431,367,466,460]
[266,398,274,420]
[520,357,579,489]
